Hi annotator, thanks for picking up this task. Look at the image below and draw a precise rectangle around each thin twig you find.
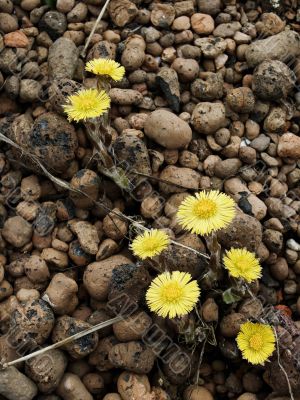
[273,328,295,400]
[81,0,111,58]
[2,316,122,369]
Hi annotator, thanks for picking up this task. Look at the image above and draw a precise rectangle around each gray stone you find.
[48,38,79,80]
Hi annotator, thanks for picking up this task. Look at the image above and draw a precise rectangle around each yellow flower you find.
[85,58,125,81]
[176,190,236,236]
[130,229,170,260]
[63,89,110,122]
[223,248,262,282]
[146,271,200,319]
[236,322,275,365]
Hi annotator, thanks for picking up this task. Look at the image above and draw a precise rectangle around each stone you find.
[19,79,42,102]
[83,255,132,301]
[277,133,300,159]
[39,11,67,40]
[171,58,199,82]
[48,78,82,115]
[0,12,18,33]
[263,107,286,134]
[214,158,242,179]
[72,221,100,255]
[217,210,262,252]
[48,38,79,80]
[12,299,55,345]
[2,216,32,248]
[226,87,255,113]
[108,0,138,27]
[156,67,180,112]
[28,112,78,172]
[213,21,241,38]
[4,31,29,48]
[255,13,285,37]
[159,166,200,193]
[0,367,37,400]
[191,72,223,101]
[225,177,267,220]
[195,37,227,58]
[252,60,294,101]
[151,3,175,28]
[144,109,192,149]
[191,13,214,34]
[197,0,221,15]
[191,102,227,134]
[245,30,300,68]
[109,89,143,105]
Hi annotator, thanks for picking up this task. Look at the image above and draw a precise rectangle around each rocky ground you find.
[0,0,300,399]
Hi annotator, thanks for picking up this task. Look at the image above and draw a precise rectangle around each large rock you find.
[144,110,192,149]
[245,30,300,68]
[217,209,262,252]
[191,102,227,134]
[48,38,79,80]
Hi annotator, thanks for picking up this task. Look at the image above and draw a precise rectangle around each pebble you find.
[287,239,300,251]
[218,210,262,252]
[4,31,29,48]
[144,109,192,149]
[12,299,55,345]
[159,165,200,193]
[56,0,75,13]
[0,13,18,33]
[41,248,68,269]
[39,11,67,40]
[83,255,132,301]
[277,132,300,159]
[108,0,138,27]
[213,21,241,38]
[225,177,267,220]
[191,102,227,134]
[2,216,33,248]
[253,60,294,101]
[191,13,214,34]
[72,221,100,255]
[0,367,37,400]
[48,37,79,80]
[156,67,180,112]
[250,134,270,152]
[214,158,242,179]
[171,57,200,82]
[151,3,175,28]
[19,79,42,102]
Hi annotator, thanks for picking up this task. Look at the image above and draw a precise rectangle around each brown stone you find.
[4,30,29,48]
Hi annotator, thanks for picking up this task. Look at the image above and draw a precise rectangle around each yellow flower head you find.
[223,248,262,282]
[177,190,236,236]
[236,322,275,365]
[146,271,200,319]
[85,58,125,81]
[130,229,170,260]
[63,88,110,122]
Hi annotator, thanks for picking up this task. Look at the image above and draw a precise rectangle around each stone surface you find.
[144,110,192,149]
[48,38,79,80]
